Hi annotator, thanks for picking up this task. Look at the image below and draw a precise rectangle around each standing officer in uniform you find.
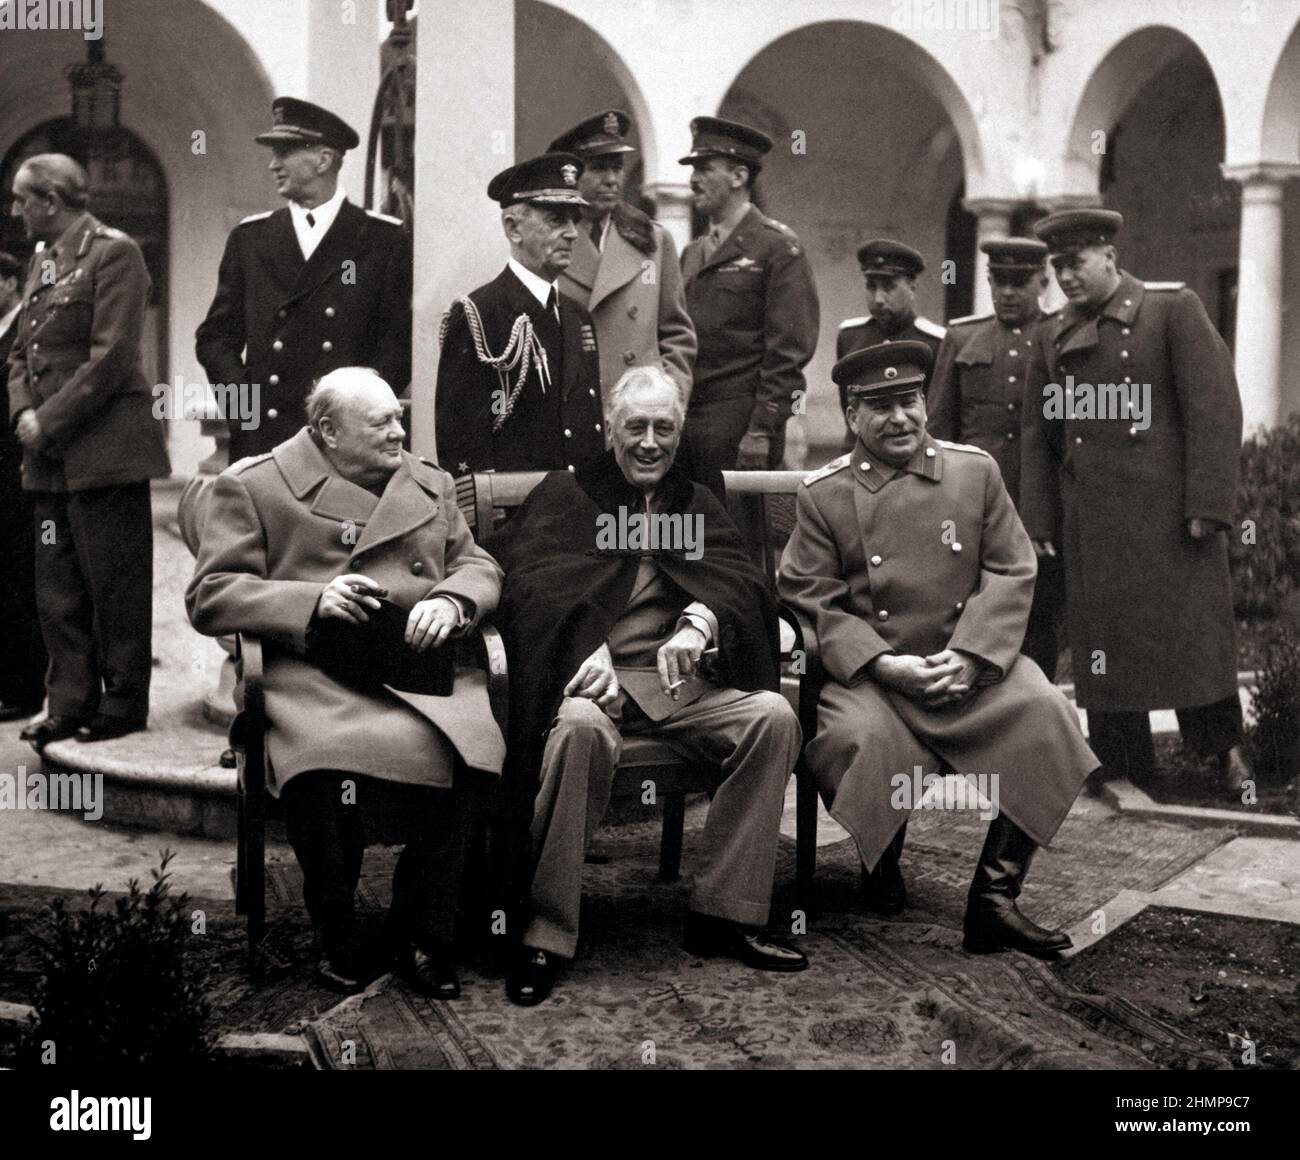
[8,154,170,747]
[928,238,1063,679]
[435,153,605,477]
[197,98,412,462]
[548,110,696,408]
[779,343,1097,954]
[836,239,944,444]
[679,117,819,479]
[1022,209,1250,792]
[0,250,46,722]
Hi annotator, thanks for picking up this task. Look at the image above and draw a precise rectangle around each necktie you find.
[590,218,603,250]
[702,226,721,262]
[545,287,559,324]
[306,211,316,228]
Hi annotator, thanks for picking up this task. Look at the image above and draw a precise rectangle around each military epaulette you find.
[239,210,273,225]
[802,454,851,486]
[1144,281,1185,291]
[366,209,404,227]
[935,439,990,458]
[838,316,870,330]
[915,316,947,339]
[228,452,274,474]
[946,311,993,327]
[761,216,796,236]
[93,224,127,240]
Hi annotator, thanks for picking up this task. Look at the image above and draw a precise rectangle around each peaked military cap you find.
[488,152,588,207]
[1033,209,1124,255]
[678,117,772,167]
[857,239,925,277]
[981,236,1048,272]
[833,340,933,399]
[254,97,360,152]
[549,110,636,158]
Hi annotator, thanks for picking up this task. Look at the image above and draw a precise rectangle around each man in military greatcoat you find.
[1022,209,1250,792]
[196,98,412,462]
[548,110,696,408]
[679,117,819,478]
[928,238,1064,679]
[435,153,605,476]
[8,154,170,748]
[779,343,1098,957]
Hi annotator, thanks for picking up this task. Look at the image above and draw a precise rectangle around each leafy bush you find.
[23,850,211,1066]
[1231,412,1300,620]
[1247,628,1300,787]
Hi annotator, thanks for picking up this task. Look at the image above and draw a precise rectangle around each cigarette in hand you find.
[667,678,687,692]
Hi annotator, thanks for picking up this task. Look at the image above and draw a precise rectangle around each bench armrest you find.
[456,620,510,732]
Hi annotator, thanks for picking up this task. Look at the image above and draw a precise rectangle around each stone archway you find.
[716,19,979,459]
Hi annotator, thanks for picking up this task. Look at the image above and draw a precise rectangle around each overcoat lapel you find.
[258,208,305,298]
[351,455,443,557]
[279,201,368,311]
[564,234,599,298]
[589,227,641,311]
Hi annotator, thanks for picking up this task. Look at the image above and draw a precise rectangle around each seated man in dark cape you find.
[488,365,807,1006]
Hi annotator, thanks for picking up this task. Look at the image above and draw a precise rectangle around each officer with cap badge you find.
[680,117,819,480]
[435,152,604,477]
[197,97,412,462]
[547,110,696,407]
[1022,208,1251,794]
[836,239,945,444]
[928,237,1064,680]
[779,341,1098,955]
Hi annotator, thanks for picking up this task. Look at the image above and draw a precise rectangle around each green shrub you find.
[1231,412,1300,621]
[1247,628,1300,787]
[22,850,211,1066]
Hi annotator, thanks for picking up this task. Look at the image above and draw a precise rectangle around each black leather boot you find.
[860,821,908,915]
[962,815,1071,958]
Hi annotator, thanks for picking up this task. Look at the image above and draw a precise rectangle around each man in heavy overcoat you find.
[1022,209,1248,791]
[779,343,1098,958]
[187,368,503,997]
[549,110,696,407]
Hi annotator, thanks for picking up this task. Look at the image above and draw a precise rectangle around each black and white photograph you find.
[0,0,1296,1124]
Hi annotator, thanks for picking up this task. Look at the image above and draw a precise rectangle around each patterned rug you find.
[296,801,1232,1070]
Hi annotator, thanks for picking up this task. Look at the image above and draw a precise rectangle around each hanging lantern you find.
[66,40,123,134]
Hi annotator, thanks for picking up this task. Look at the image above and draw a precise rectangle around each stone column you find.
[1222,163,1300,433]
[411,0,515,458]
[962,198,1017,315]
[644,181,695,254]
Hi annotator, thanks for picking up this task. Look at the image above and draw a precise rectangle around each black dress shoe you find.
[506,947,560,1007]
[0,701,43,723]
[314,955,366,994]
[683,912,809,972]
[963,904,1073,958]
[74,715,146,743]
[20,715,87,748]
[396,942,461,1000]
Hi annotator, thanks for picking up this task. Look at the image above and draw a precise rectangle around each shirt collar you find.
[289,186,347,232]
[850,432,943,493]
[508,257,557,308]
[710,198,752,248]
[44,211,93,260]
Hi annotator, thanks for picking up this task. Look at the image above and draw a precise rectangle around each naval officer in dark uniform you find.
[927,238,1064,680]
[836,239,945,419]
[435,153,605,477]
[679,117,819,479]
[196,98,412,461]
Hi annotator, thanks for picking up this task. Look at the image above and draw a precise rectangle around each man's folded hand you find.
[565,641,620,709]
[657,623,707,699]
[316,573,385,624]
[406,596,461,652]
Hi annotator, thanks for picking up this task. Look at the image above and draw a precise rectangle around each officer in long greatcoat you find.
[779,343,1098,959]
[679,117,819,478]
[928,238,1064,679]
[1021,210,1249,792]
[196,98,412,462]
[7,154,170,748]
[548,110,696,408]
[435,153,605,476]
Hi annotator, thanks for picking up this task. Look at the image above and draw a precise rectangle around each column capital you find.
[961,197,1019,219]
[642,181,694,210]
[1221,161,1300,188]
[1034,192,1104,214]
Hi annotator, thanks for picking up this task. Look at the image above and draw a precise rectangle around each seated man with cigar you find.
[488,365,806,1007]
[187,367,503,996]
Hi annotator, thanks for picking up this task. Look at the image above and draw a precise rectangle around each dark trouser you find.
[1021,551,1066,682]
[1086,696,1244,782]
[282,770,482,952]
[32,482,153,721]
[683,395,786,564]
[0,461,45,707]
